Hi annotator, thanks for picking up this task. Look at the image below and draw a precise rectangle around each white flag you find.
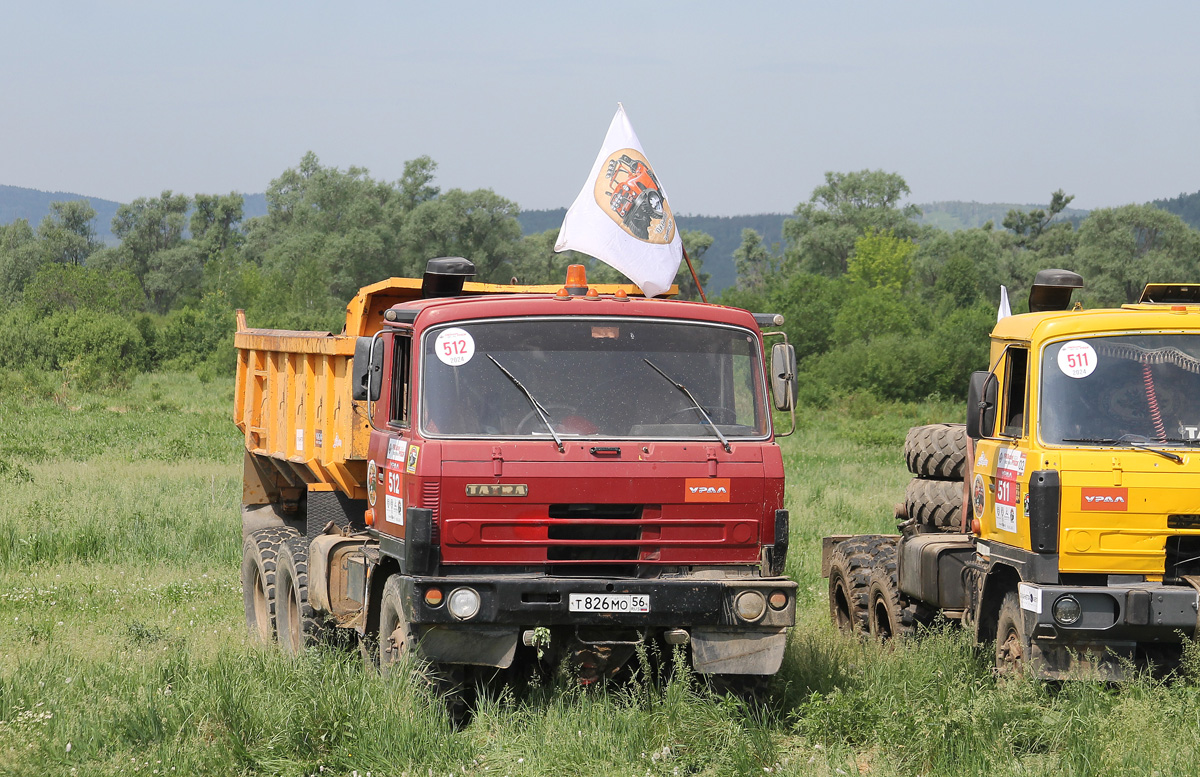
[555,104,682,297]
[997,285,1012,321]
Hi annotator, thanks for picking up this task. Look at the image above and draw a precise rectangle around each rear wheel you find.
[275,537,323,655]
[866,541,920,641]
[828,536,887,636]
[241,526,300,642]
[995,591,1031,676]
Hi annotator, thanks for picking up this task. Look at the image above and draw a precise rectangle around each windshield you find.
[1041,334,1200,446]
[420,318,768,440]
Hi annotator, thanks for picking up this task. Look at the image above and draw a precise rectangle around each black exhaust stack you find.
[422,257,476,298]
[1028,269,1083,312]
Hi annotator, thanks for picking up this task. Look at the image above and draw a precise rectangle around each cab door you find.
[973,346,1035,549]
[369,331,414,537]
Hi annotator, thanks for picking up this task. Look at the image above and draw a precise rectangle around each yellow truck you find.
[235,258,799,713]
[825,270,1200,677]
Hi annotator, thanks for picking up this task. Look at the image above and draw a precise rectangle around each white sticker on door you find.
[385,495,404,525]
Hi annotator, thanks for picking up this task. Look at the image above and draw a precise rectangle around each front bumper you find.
[1018,581,1199,642]
[398,574,797,629]
[1017,582,1199,679]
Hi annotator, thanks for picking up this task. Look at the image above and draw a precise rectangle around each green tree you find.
[847,228,915,290]
[1074,204,1200,305]
[397,155,440,213]
[0,219,42,302]
[37,200,101,266]
[1003,189,1074,246]
[784,170,922,276]
[109,190,191,281]
[732,228,779,292]
[675,229,714,300]
[400,188,524,283]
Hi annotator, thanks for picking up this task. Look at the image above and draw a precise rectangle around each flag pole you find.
[682,245,707,303]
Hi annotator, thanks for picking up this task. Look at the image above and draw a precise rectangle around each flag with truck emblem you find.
[555,103,682,298]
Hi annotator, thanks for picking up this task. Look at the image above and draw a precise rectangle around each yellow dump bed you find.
[233,275,668,502]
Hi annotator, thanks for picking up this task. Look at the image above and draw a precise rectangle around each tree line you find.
[1,155,1198,401]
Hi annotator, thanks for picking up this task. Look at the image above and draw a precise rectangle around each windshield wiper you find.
[1062,437,1184,463]
[643,358,732,453]
[486,355,564,453]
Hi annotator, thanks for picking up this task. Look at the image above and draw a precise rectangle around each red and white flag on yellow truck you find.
[555,104,682,297]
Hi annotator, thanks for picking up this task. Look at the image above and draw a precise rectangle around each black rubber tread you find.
[705,673,770,706]
[241,525,301,642]
[866,540,920,641]
[905,478,965,531]
[275,536,324,655]
[904,424,969,480]
[379,575,470,726]
[994,590,1030,677]
[306,491,367,538]
[828,535,891,637]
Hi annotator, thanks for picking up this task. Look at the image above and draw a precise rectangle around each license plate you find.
[568,593,650,613]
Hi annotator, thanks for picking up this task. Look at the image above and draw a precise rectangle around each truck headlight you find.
[734,590,766,622]
[1053,595,1082,625]
[448,587,481,620]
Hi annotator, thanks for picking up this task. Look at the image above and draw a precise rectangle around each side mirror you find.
[770,343,798,411]
[966,370,998,439]
[352,335,384,402]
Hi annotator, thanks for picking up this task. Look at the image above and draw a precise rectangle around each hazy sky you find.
[3,2,1198,215]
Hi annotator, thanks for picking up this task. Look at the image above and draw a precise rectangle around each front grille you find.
[547,504,643,577]
[422,481,441,521]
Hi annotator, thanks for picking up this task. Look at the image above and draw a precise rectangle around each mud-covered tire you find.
[379,575,470,726]
[904,424,968,480]
[706,673,770,706]
[867,540,923,641]
[905,478,964,531]
[828,535,890,636]
[241,526,301,642]
[275,536,323,655]
[995,591,1031,676]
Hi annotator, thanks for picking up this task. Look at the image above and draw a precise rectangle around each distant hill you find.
[0,185,270,243]
[915,200,1090,231]
[0,185,123,243]
[1152,190,1200,229]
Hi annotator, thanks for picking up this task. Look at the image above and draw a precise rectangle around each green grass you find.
[4,372,1200,775]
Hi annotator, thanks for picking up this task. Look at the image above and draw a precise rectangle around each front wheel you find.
[995,591,1031,676]
[379,575,470,726]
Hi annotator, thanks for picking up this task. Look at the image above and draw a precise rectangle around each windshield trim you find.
[416,315,772,443]
[1037,329,1200,450]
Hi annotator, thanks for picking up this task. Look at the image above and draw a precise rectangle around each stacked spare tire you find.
[903,423,968,533]
[827,423,968,640]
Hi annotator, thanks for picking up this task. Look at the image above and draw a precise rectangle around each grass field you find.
[3,372,1200,776]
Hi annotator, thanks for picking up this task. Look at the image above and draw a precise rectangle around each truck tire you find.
[994,591,1031,676]
[866,541,921,641]
[828,536,889,636]
[379,575,469,725]
[905,478,964,531]
[706,673,769,706]
[275,536,323,655]
[241,526,300,642]
[904,424,968,480]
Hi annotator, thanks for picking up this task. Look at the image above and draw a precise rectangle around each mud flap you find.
[690,628,786,675]
[1030,639,1134,681]
[416,625,518,668]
